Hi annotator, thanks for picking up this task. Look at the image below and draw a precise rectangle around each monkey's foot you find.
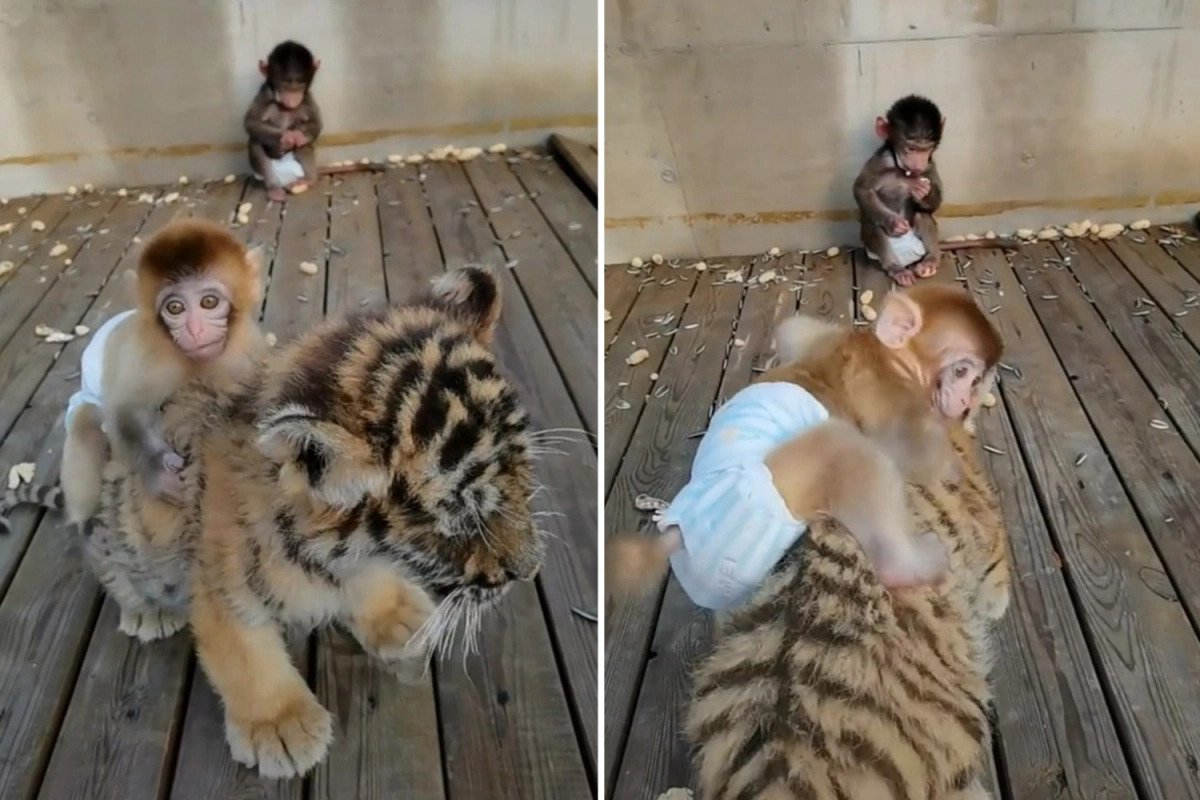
[267,187,287,202]
[886,265,918,287]
[913,257,939,278]
[118,606,188,642]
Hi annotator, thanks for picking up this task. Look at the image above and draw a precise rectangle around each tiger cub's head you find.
[254,267,543,611]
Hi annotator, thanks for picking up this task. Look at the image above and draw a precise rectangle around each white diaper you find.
[64,310,135,432]
[866,229,927,268]
[659,382,830,610]
[254,152,306,187]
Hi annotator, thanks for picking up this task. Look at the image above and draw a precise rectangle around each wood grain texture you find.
[510,156,597,292]
[1103,235,1200,351]
[549,134,598,198]
[376,166,444,303]
[969,247,1200,800]
[465,156,597,433]
[423,160,596,792]
[604,260,749,791]
[603,264,643,352]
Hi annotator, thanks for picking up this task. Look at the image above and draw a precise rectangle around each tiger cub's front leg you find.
[191,582,332,778]
[341,564,435,675]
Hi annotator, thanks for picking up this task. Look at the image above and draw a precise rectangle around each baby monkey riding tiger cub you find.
[609,284,1000,607]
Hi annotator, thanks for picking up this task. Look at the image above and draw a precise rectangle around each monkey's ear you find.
[874,116,889,141]
[313,59,321,74]
[939,116,947,136]
[875,292,923,349]
[258,59,269,78]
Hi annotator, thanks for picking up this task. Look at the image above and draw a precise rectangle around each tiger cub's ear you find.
[256,405,389,509]
[428,267,502,345]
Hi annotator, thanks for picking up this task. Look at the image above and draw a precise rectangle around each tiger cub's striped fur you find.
[159,266,543,778]
[687,430,1010,800]
[0,458,193,642]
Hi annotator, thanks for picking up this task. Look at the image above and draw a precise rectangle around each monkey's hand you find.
[909,177,932,201]
[148,450,187,505]
[885,214,912,236]
[279,130,300,151]
[291,132,311,148]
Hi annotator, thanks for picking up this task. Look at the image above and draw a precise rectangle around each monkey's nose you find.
[162,583,178,596]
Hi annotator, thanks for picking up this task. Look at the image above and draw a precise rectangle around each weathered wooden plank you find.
[465,156,597,433]
[0,187,215,800]
[1056,239,1200,466]
[307,170,445,800]
[549,134,597,199]
[0,195,121,423]
[423,161,595,791]
[376,166,443,303]
[1163,231,1200,286]
[1103,235,1200,351]
[604,265,643,352]
[510,157,597,292]
[967,247,1200,800]
[0,196,72,297]
[604,265,698,487]
[262,182,331,340]
[604,261,749,791]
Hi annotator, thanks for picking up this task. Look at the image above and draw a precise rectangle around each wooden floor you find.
[605,226,1200,800]
[0,149,598,799]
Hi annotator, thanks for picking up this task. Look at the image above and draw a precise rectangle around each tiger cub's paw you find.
[118,607,188,642]
[352,584,436,663]
[225,689,333,779]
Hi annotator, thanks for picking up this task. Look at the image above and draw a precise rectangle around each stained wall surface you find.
[0,0,597,195]
[606,0,1200,260]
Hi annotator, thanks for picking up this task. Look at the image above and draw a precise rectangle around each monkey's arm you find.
[853,160,900,227]
[914,162,943,213]
[296,96,323,143]
[244,94,287,152]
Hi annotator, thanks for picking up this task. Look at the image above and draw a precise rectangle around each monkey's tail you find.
[0,482,65,534]
[606,530,681,600]
[773,315,841,366]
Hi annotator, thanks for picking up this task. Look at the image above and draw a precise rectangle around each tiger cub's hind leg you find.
[82,522,186,642]
[341,565,436,675]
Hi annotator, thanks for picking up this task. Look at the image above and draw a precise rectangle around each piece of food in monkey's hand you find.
[299,261,319,275]
[626,348,650,366]
[49,243,68,257]
[1130,219,1151,231]
[290,183,308,195]
[7,462,35,490]
[31,220,45,231]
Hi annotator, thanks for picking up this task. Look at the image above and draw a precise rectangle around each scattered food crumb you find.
[861,305,878,322]
[1016,228,1035,239]
[657,789,693,800]
[224,174,238,183]
[299,261,319,275]
[163,192,180,203]
[826,246,840,257]
[604,309,612,322]
[488,143,508,154]
[74,325,90,336]
[7,462,35,490]
[650,372,659,381]
[238,202,253,215]
[626,348,650,366]
[178,175,190,185]
[860,289,874,305]
[0,261,13,276]
[83,183,94,193]
[652,253,664,265]
[1150,419,1170,430]
[387,154,405,164]
[1130,219,1151,231]
[569,607,598,623]
[0,223,12,234]
[630,257,644,268]
[405,154,425,164]
[264,333,279,348]
[291,183,309,195]
[734,338,747,348]
[66,185,78,196]
[1097,223,1124,240]
[43,330,74,343]
[693,261,707,271]
[982,392,997,408]
[1037,227,1060,240]
[49,243,68,258]
[116,188,128,197]
[31,220,45,231]
[17,206,27,215]
[768,246,781,257]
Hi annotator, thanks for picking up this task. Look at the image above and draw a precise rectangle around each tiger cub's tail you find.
[0,483,65,534]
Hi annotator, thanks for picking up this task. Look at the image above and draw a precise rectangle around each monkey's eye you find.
[199,294,221,310]
[954,365,969,380]
[165,299,185,316]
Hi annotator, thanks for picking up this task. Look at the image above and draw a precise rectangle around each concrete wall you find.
[0,0,597,196]
[606,0,1200,261]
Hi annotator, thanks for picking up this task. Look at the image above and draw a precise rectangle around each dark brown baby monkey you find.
[854,94,945,287]
[245,40,323,202]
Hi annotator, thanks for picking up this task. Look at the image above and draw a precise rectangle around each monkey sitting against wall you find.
[854,94,946,286]
[245,40,324,202]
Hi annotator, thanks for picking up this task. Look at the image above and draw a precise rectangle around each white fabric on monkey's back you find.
[659,381,829,610]
[865,229,927,267]
[254,152,306,187]
[64,310,135,432]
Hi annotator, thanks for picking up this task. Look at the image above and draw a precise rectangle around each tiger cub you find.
[156,266,543,779]
[686,428,1010,800]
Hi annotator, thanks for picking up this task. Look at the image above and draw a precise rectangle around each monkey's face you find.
[273,82,308,110]
[895,140,935,175]
[157,277,232,360]
[933,354,988,421]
